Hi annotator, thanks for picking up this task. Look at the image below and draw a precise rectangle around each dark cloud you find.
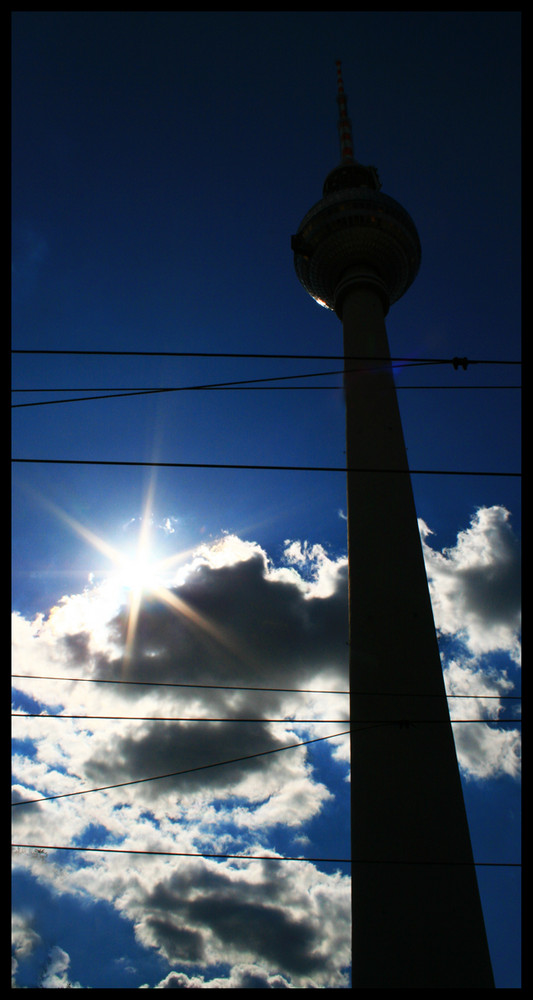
[144,917,205,963]
[137,862,345,979]
[74,550,348,801]
[187,894,323,975]
[455,542,521,628]
[62,631,92,664]
[97,553,349,693]
[11,786,46,814]
[83,718,302,798]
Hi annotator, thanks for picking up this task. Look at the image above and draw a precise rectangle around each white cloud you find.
[443,657,521,780]
[419,506,521,780]
[420,506,521,663]
[143,963,295,988]
[39,945,80,989]
[12,911,40,957]
[451,715,521,781]
[160,517,177,534]
[282,538,348,597]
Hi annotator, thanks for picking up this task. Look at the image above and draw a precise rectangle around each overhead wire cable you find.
[10,674,521,699]
[11,713,521,724]
[12,712,352,723]
[11,673,348,695]
[18,712,518,812]
[11,457,521,477]
[11,357,521,409]
[11,384,521,393]
[11,367,348,408]
[11,727,352,806]
[395,384,520,390]
[11,348,522,364]
[12,844,352,864]
[11,360,458,409]
[11,843,521,867]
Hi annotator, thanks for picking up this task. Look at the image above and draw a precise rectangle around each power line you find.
[11,457,521,477]
[11,348,522,364]
[11,728,351,807]
[11,355,522,409]
[12,843,351,864]
[11,384,522,393]
[10,367,349,408]
[11,382,522,409]
[16,716,514,807]
[11,674,521,700]
[12,713,351,723]
[11,843,521,867]
[11,674,522,700]
[10,360,485,409]
[11,673,349,695]
[12,713,521,724]
[11,713,521,807]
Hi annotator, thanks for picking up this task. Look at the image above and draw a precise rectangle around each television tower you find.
[291,61,494,989]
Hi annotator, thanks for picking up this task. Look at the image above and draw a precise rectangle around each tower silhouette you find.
[291,61,494,989]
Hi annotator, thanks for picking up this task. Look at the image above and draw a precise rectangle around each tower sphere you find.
[292,164,421,317]
[291,63,421,317]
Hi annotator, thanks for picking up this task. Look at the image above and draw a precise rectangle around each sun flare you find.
[25,485,250,677]
[116,551,163,598]
[112,515,165,600]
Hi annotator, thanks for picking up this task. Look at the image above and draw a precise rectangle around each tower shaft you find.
[342,279,494,987]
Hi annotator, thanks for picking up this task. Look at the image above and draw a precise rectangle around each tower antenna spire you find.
[335,59,354,164]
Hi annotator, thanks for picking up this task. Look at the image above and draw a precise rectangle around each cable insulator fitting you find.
[452,357,469,371]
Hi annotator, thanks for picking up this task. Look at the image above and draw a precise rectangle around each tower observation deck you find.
[291,62,494,989]
[291,61,421,317]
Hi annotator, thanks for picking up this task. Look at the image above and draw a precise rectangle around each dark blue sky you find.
[12,12,520,989]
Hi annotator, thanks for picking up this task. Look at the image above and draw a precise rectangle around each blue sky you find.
[12,12,520,989]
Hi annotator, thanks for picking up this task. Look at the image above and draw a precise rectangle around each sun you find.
[24,483,178,657]
[113,522,165,599]
[116,549,162,598]
[24,482,253,677]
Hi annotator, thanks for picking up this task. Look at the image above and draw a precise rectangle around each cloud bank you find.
[420,505,521,664]
[421,506,521,780]
[12,509,520,986]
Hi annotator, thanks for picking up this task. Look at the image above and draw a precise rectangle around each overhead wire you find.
[15,712,520,811]
[11,727,352,807]
[11,706,520,874]
[11,457,521,476]
[11,672,347,694]
[11,354,521,409]
[10,359,495,409]
[10,713,349,722]
[11,367,352,408]
[11,348,522,363]
[11,673,522,700]
[11,384,522,394]
[11,712,521,724]
[11,843,520,867]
